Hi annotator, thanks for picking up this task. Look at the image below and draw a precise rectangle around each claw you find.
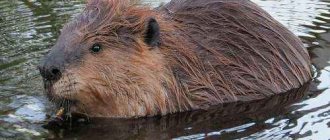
[55,107,65,121]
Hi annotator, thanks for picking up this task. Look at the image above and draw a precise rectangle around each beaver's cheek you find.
[74,88,101,104]
[70,99,107,117]
[68,95,92,114]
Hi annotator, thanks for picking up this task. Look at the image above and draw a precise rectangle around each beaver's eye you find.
[90,44,101,53]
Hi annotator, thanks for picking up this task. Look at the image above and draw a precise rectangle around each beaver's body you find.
[39,0,311,118]
[159,0,311,103]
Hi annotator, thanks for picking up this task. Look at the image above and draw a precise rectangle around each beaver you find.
[38,0,312,118]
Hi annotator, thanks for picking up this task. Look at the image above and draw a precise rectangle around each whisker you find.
[80,103,90,122]
[66,73,73,128]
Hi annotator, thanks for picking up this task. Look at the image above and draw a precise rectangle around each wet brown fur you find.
[48,0,312,118]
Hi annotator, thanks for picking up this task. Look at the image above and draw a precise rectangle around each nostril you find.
[51,68,61,76]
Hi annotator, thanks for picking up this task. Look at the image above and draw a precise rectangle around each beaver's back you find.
[160,0,312,103]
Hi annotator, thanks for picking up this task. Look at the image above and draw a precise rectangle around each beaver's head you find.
[38,0,181,118]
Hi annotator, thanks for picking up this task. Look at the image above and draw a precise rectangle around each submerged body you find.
[39,0,311,118]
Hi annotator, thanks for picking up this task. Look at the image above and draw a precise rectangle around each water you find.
[0,0,329,139]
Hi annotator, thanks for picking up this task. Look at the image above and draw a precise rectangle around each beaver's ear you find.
[144,18,160,47]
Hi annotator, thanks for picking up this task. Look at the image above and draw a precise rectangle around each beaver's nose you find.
[38,65,62,81]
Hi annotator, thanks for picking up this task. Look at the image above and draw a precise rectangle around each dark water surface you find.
[0,0,329,139]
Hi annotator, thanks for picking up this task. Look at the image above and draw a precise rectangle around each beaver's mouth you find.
[43,98,89,129]
[43,79,81,116]
[54,98,79,113]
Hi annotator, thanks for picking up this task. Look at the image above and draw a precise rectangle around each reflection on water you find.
[0,0,329,139]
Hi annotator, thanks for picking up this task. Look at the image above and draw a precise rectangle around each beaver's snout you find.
[38,64,62,82]
[39,65,62,81]
[39,53,64,82]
